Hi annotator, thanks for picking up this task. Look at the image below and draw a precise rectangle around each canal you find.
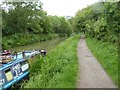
[10,37,66,53]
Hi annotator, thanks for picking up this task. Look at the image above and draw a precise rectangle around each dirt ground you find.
[77,37,117,88]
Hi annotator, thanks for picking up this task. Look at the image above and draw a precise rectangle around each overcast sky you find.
[0,0,100,16]
[40,0,100,16]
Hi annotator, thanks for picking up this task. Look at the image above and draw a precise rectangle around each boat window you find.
[4,68,13,81]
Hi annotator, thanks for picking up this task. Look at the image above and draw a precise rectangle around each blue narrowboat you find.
[0,50,41,89]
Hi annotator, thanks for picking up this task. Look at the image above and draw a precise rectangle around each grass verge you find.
[23,34,80,88]
[86,37,118,86]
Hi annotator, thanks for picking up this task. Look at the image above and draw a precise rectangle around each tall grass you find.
[86,38,118,86]
[23,34,80,88]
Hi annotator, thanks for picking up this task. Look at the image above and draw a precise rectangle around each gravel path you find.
[77,37,117,88]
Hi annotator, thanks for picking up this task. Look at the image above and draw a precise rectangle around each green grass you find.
[86,37,118,86]
[23,34,80,88]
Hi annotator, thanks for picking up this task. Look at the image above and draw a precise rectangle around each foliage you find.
[86,37,118,86]
[2,1,72,49]
[23,34,80,88]
[71,2,120,44]
[2,33,59,49]
[48,15,72,36]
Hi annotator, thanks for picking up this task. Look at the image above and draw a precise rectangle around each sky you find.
[0,0,100,16]
[40,0,100,16]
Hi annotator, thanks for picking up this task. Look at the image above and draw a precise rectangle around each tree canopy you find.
[71,2,119,44]
[2,1,72,49]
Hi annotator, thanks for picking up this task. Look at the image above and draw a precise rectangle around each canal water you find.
[10,37,66,53]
